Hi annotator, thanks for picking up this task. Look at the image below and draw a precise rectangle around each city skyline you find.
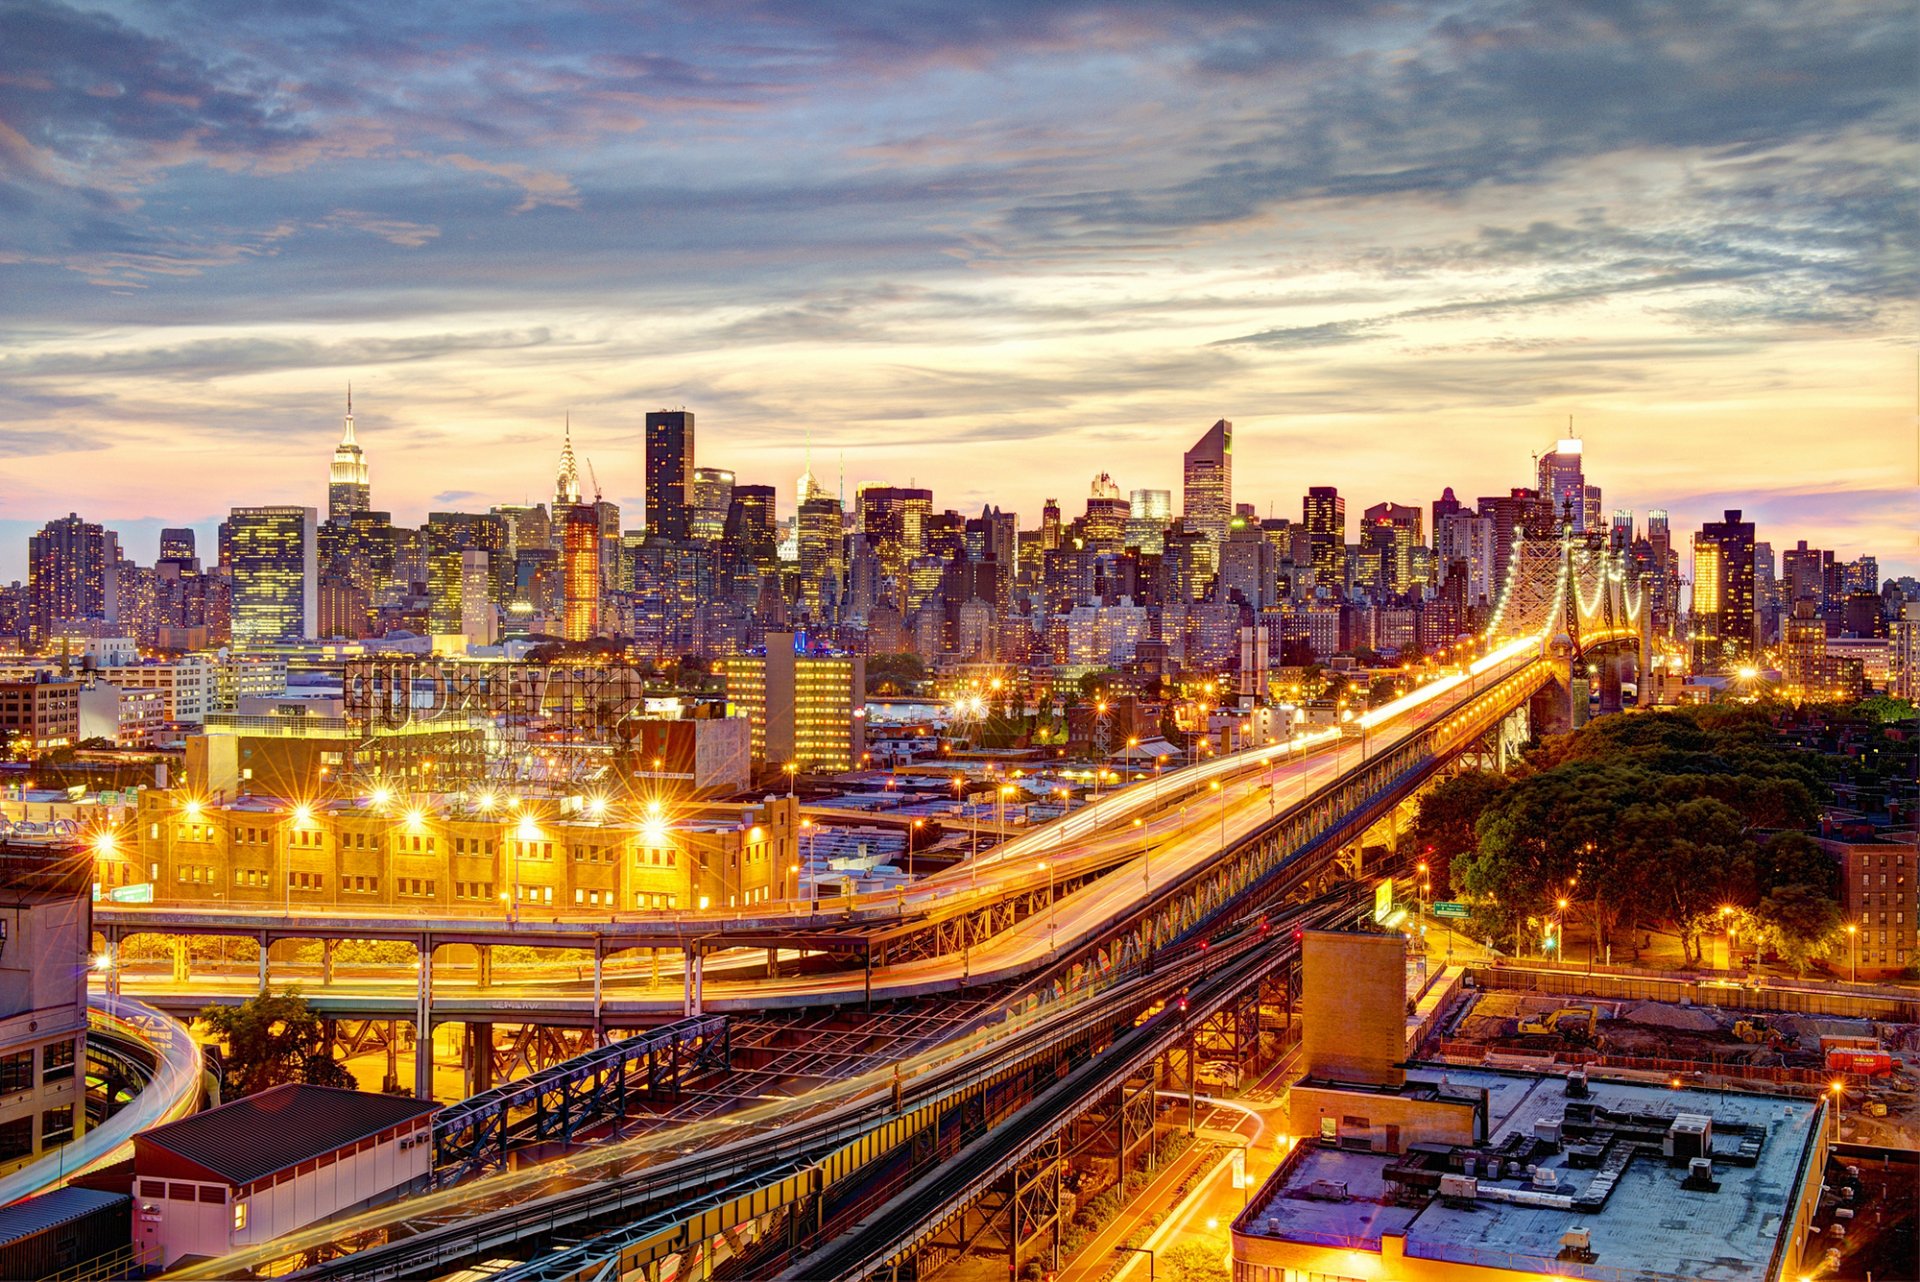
[2,1,1914,577]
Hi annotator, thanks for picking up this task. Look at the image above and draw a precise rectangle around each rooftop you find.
[136,1084,439,1186]
[0,1186,127,1247]
[1238,1066,1821,1282]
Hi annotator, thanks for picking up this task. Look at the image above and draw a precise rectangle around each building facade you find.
[719,632,866,772]
[229,507,318,646]
[0,845,91,1177]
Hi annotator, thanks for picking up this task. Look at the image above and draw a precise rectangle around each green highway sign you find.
[1432,901,1469,920]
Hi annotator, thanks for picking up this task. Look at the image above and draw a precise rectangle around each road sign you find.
[1432,901,1469,919]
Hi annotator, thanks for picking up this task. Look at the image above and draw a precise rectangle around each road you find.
[107,640,1547,1023]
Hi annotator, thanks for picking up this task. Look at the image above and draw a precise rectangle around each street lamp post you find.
[1038,860,1056,951]
[1135,817,1149,894]
[1210,779,1226,847]
[783,762,798,797]
[1846,922,1858,983]
[907,819,923,880]
[1113,1245,1156,1280]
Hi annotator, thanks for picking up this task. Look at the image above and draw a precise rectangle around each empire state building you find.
[328,389,371,521]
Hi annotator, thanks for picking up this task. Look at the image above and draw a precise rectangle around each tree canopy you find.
[1434,706,1838,964]
[199,988,357,1097]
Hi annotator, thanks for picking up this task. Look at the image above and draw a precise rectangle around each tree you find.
[199,988,356,1097]
[1752,884,1843,975]
[1410,770,1509,897]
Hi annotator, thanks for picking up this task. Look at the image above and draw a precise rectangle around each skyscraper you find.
[327,390,371,522]
[1691,509,1756,667]
[858,486,933,594]
[560,504,600,640]
[689,466,735,542]
[1536,438,1587,532]
[1303,487,1345,589]
[1360,502,1423,596]
[158,528,198,566]
[26,514,120,648]
[645,409,695,541]
[1182,419,1232,569]
[228,506,317,645]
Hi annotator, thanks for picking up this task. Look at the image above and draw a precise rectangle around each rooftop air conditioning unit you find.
[1439,1174,1479,1199]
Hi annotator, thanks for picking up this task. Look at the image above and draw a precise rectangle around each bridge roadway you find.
[166,643,1553,1280]
[105,639,1551,1033]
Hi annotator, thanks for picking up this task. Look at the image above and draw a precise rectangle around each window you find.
[0,1117,32,1162]
[42,1039,74,1083]
[233,1201,248,1231]
[0,1050,33,1094]
[41,1107,74,1147]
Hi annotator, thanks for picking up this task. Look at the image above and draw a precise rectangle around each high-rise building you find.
[560,504,601,640]
[1435,511,1496,608]
[1182,419,1232,569]
[1359,502,1423,596]
[426,512,508,638]
[1126,488,1173,555]
[719,632,866,772]
[1691,508,1756,667]
[1219,520,1278,610]
[1536,437,1587,532]
[858,486,933,593]
[554,422,583,513]
[689,466,735,542]
[1646,509,1676,636]
[1303,487,1345,589]
[1431,486,1464,539]
[327,390,371,522]
[492,503,551,560]
[796,496,844,619]
[644,410,695,541]
[26,514,120,648]
[1610,510,1634,551]
[228,506,317,645]
[1083,474,1130,552]
[158,528,198,567]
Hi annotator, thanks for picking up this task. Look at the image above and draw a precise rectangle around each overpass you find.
[143,531,1646,1278]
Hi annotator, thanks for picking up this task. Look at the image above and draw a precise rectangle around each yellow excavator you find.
[1732,1017,1795,1049]
[1517,1007,1599,1044]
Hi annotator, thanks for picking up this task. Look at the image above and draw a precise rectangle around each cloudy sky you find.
[1,0,1914,577]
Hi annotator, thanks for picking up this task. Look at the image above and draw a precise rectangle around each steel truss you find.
[433,1015,730,1184]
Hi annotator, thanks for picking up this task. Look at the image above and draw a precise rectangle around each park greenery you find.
[198,988,357,1097]
[1418,704,1855,971]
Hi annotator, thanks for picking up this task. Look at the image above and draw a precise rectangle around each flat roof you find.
[1240,1066,1820,1282]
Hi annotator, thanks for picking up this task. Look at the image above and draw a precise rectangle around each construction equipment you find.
[1517,1007,1598,1043]
[1732,1017,1795,1049]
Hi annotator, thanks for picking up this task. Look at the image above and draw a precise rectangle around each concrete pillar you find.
[415,942,435,1099]
[683,947,698,1018]
[102,938,120,998]
[170,937,188,985]
[477,944,493,989]
[385,1022,400,1092]
[467,1022,494,1096]
[256,934,269,995]
[321,939,335,987]
[592,939,605,1045]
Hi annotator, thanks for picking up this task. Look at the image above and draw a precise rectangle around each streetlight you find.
[907,819,924,880]
[1209,778,1226,847]
[783,762,798,797]
[1846,922,1858,983]
[1134,817,1149,893]
[1113,1245,1156,1280]
[1556,898,1569,968]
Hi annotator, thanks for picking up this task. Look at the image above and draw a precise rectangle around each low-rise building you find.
[0,677,79,754]
[126,791,802,913]
[1821,836,1916,976]
[132,1084,438,1268]
[87,655,215,723]
[0,844,91,1177]
[719,632,866,773]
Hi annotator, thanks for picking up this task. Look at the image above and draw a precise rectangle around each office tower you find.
[1691,509,1756,666]
[1219,521,1278,610]
[560,504,601,640]
[1646,509,1676,636]
[228,506,317,645]
[1126,488,1173,555]
[1182,419,1232,569]
[1431,487,1463,538]
[719,632,865,771]
[1610,510,1633,551]
[1083,474,1129,552]
[724,484,780,571]
[1581,484,1603,535]
[859,486,934,592]
[689,467,735,542]
[1892,603,1920,700]
[490,503,551,559]
[796,496,844,619]
[595,498,624,594]
[1753,541,1779,644]
[1536,437,1587,532]
[26,514,121,648]
[1303,487,1345,589]
[1040,498,1063,551]
[327,390,371,522]
[1781,541,1833,608]
[426,512,508,637]
[644,409,695,541]
[158,528,198,567]
[1476,487,1551,586]
[1360,502,1423,595]
[1435,511,1496,608]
